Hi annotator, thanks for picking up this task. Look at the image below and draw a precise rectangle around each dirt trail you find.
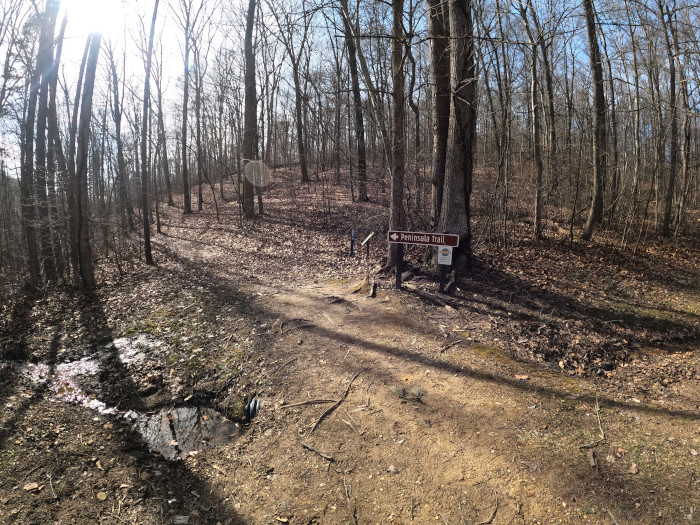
[161,232,700,524]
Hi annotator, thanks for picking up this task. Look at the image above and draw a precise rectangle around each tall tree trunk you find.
[75,33,102,290]
[21,67,41,287]
[47,15,67,280]
[339,0,368,202]
[659,1,677,238]
[291,63,309,183]
[155,54,174,206]
[66,38,90,285]
[182,20,192,214]
[35,0,60,282]
[108,49,133,233]
[428,0,450,229]
[140,0,158,265]
[598,21,619,224]
[529,3,557,195]
[242,0,256,218]
[519,2,544,240]
[195,54,203,212]
[581,0,607,241]
[389,0,406,266]
[438,0,477,271]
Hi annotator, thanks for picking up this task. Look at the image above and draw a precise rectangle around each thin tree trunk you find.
[242,0,256,218]
[519,2,544,240]
[581,0,606,241]
[388,0,406,266]
[182,19,192,214]
[659,1,677,238]
[21,67,41,287]
[339,0,368,202]
[75,33,102,290]
[140,0,158,265]
[35,0,59,282]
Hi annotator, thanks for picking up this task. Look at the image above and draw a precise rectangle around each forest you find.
[0,0,699,523]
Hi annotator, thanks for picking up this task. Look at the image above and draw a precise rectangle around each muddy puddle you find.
[1,334,240,460]
[126,407,241,460]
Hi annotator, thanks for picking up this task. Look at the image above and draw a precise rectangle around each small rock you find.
[629,463,639,474]
[387,465,399,475]
[22,483,39,492]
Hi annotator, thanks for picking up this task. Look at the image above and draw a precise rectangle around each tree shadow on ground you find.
[0,289,246,524]
[305,322,700,421]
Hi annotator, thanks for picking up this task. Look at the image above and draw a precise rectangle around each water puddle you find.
[2,334,241,460]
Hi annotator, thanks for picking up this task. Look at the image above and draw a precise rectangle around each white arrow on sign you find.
[389,233,399,241]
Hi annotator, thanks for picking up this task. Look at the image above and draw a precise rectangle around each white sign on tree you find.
[437,246,453,265]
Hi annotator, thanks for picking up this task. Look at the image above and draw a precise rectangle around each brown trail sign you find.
[387,231,460,291]
[387,231,459,247]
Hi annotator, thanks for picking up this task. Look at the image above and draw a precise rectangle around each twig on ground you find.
[47,473,56,499]
[476,495,499,525]
[341,419,358,433]
[595,393,606,441]
[301,442,334,462]
[343,477,358,525]
[275,357,297,372]
[278,399,336,409]
[440,340,463,352]
[281,320,314,334]
[580,393,607,450]
[21,464,44,482]
[309,370,363,434]
[605,508,621,525]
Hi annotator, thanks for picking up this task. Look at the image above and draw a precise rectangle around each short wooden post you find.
[395,242,404,289]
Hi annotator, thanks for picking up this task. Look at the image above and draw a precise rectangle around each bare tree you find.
[242,0,257,218]
[581,0,606,241]
[75,33,102,290]
[140,0,159,265]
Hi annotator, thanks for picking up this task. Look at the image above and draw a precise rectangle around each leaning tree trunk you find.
[580,0,607,241]
[75,33,102,290]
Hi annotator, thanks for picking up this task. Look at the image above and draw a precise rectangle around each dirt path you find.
[160,229,700,524]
